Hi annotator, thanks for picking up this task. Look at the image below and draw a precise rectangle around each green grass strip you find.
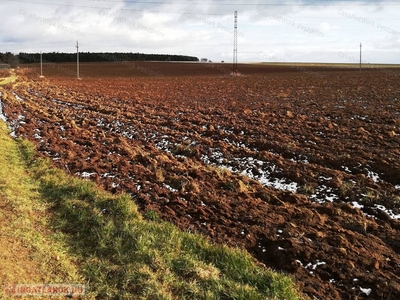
[0,120,83,298]
[12,129,304,299]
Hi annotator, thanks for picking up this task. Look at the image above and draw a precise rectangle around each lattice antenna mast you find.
[359,42,362,72]
[233,11,238,74]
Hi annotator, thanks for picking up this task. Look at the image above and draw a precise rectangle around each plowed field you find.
[1,63,400,299]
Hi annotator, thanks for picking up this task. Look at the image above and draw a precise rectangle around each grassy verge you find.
[0,70,17,86]
[0,118,304,299]
[0,120,83,299]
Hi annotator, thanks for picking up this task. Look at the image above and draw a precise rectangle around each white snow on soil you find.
[259,177,298,192]
[374,204,400,219]
[367,170,380,183]
[5,89,399,221]
[304,261,327,270]
[12,92,23,101]
[360,287,372,296]
[352,201,364,209]
[76,172,97,178]
[0,92,7,122]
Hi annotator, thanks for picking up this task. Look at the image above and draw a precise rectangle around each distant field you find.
[19,61,398,78]
[257,62,400,69]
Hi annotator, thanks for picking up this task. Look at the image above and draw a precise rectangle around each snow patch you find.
[101,173,117,178]
[76,172,97,178]
[259,176,299,193]
[0,92,7,122]
[374,204,400,219]
[164,184,178,192]
[367,170,380,183]
[295,260,303,266]
[12,92,23,101]
[360,287,372,296]
[352,201,364,209]
[304,261,326,270]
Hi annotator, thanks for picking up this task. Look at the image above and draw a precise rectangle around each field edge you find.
[0,117,305,299]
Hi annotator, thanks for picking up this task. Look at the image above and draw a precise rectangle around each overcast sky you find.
[0,0,399,63]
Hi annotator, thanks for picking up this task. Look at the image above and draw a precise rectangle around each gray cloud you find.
[0,0,399,63]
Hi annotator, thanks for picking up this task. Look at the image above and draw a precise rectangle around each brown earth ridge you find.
[1,63,400,299]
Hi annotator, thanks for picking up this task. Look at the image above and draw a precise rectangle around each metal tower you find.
[233,11,238,74]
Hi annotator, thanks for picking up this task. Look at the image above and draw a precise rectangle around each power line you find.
[5,0,400,17]
[4,0,224,15]
[3,0,225,15]
[88,0,400,5]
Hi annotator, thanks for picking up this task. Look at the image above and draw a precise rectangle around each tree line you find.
[16,52,199,64]
[0,52,18,67]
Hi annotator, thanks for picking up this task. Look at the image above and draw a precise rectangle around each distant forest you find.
[17,52,199,63]
[0,52,199,66]
[0,52,18,67]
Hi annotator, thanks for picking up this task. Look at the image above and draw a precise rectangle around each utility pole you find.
[40,51,44,78]
[233,11,238,74]
[359,42,362,71]
[76,41,80,79]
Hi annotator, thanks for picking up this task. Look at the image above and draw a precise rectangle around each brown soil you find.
[2,63,400,299]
